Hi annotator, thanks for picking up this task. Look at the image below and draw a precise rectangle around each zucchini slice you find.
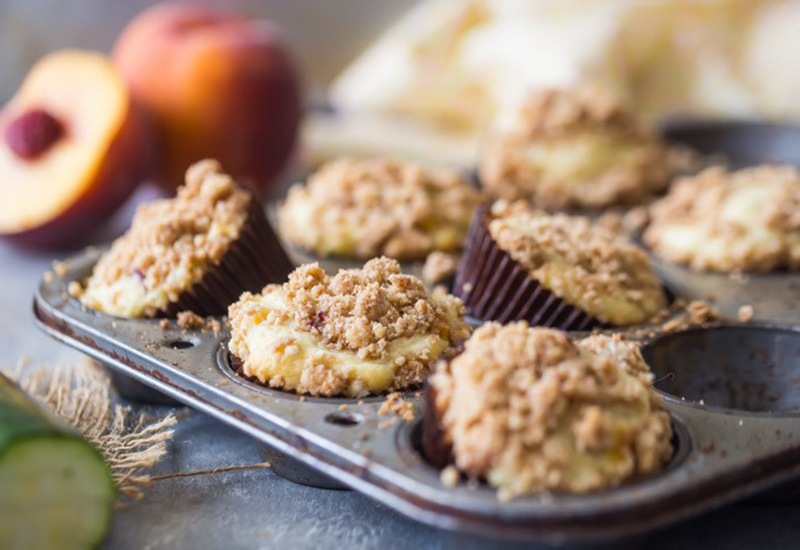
[0,374,115,550]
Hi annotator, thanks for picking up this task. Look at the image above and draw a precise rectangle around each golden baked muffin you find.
[228,257,471,397]
[427,322,673,500]
[79,159,293,318]
[456,201,667,327]
[480,87,670,210]
[278,158,482,260]
[644,165,800,272]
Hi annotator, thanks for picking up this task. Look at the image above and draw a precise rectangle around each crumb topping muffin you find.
[480,87,670,210]
[278,158,482,260]
[429,322,673,500]
[644,165,800,272]
[229,257,470,397]
[485,201,666,326]
[81,160,253,317]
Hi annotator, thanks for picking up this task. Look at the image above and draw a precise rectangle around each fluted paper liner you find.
[453,205,603,331]
[161,198,294,317]
[421,383,454,469]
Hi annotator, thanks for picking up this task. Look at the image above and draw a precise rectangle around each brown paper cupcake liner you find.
[453,205,603,331]
[160,198,295,318]
[421,383,454,470]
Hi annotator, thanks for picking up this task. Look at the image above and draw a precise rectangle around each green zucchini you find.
[0,373,115,550]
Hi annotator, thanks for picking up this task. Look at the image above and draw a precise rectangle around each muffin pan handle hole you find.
[324,412,363,427]
[642,325,800,414]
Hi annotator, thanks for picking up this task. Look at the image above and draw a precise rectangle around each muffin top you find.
[480,87,670,209]
[486,201,666,326]
[429,322,672,500]
[228,257,470,397]
[644,165,800,272]
[80,160,251,318]
[278,158,482,260]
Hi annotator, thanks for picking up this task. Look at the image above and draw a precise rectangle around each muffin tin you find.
[33,246,800,544]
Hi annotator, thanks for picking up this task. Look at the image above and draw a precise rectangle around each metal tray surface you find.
[33,247,800,544]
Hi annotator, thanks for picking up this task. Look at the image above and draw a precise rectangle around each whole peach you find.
[113,3,301,196]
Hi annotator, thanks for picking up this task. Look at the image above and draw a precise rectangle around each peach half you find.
[0,50,155,247]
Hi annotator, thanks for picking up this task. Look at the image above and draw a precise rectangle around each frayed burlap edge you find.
[2,358,177,500]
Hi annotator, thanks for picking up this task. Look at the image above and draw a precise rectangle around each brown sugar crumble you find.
[480,86,670,210]
[79,159,251,318]
[422,251,459,286]
[429,322,672,500]
[228,257,470,397]
[177,310,205,330]
[278,158,483,260]
[377,392,415,421]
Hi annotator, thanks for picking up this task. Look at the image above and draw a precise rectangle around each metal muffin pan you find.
[33,246,800,544]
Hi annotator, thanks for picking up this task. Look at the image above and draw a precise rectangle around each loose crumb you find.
[738,305,755,322]
[67,281,84,298]
[159,319,171,330]
[377,392,415,421]
[53,261,68,277]
[440,465,460,488]
[422,251,459,286]
[177,310,205,330]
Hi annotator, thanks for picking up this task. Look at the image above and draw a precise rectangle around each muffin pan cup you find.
[33,246,800,545]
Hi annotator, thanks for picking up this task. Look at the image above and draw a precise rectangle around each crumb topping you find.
[488,201,666,325]
[81,160,251,317]
[229,258,470,397]
[279,158,483,260]
[480,87,670,209]
[645,165,800,272]
[177,310,205,330]
[422,251,459,286]
[430,322,672,499]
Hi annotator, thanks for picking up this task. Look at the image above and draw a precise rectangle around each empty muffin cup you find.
[642,324,800,413]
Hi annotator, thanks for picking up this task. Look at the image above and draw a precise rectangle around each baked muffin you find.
[425,322,673,500]
[79,159,293,318]
[480,87,670,210]
[455,201,667,328]
[644,165,800,272]
[278,158,482,260]
[228,257,471,397]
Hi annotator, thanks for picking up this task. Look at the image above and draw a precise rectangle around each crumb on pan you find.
[422,251,459,286]
[177,310,205,330]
